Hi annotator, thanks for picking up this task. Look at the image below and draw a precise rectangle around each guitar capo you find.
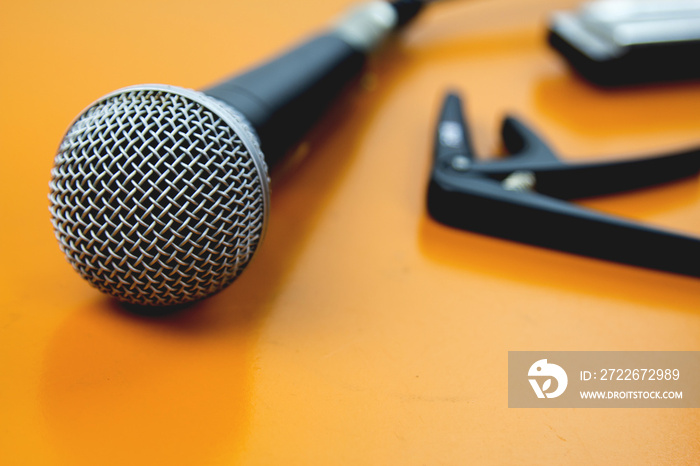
[427,92,700,278]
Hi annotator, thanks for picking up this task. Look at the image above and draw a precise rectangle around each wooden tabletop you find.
[1,0,699,464]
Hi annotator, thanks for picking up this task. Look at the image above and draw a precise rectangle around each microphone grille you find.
[49,85,270,306]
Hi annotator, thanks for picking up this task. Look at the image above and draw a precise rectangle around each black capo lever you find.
[427,92,700,278]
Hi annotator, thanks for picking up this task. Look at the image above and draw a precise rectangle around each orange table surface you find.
[1,0,699,464]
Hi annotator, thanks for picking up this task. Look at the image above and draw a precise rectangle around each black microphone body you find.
[205,33,367,167]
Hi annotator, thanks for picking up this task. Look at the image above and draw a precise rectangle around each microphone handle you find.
[204,32,366,168]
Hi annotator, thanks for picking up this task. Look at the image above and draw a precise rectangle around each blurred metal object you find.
[580,0,700,47]
[548,0,700,85]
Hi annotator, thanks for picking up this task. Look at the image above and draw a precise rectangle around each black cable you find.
[389,0,428,29]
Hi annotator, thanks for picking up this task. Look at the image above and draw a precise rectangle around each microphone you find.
[49,1,428,306]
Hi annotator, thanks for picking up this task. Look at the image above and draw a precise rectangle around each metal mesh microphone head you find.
[49,85,270,307]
